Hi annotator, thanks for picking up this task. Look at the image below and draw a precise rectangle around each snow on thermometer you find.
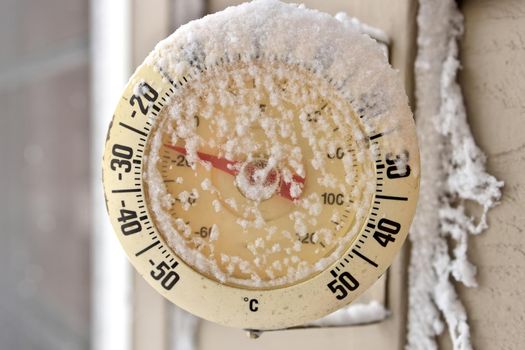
[102,0,419,330]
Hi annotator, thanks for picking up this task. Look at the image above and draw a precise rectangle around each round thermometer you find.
[103,0,419,330]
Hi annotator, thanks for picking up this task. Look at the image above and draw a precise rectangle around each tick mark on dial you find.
[369,132,383,140]
[352,249,378,268]
[134,240,160,257]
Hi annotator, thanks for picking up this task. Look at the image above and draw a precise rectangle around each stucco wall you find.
[437,1,525,349]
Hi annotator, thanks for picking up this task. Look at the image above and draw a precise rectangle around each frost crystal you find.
[307,301,389,327]
[407,1,503,349]
[143,0,413,290]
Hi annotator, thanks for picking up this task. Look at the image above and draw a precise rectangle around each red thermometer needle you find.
[164,144,305,201]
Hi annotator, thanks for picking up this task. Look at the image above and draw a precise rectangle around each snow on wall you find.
[306,301,389,328]
[407,1,503,349]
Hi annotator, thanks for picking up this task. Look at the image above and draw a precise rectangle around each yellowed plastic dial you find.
[102,1,419,330]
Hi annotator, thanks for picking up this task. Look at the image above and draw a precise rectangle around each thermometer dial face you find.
[148,61,375,289]
[103,1,419,330]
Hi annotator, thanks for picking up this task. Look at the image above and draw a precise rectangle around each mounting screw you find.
[245,329,263,339]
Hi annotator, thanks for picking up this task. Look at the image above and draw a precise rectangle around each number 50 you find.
[327,271,360,300]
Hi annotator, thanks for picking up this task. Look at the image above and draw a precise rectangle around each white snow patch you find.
[307,301,389,327]
[407,1,503,349]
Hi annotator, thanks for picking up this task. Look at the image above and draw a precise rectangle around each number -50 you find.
[327,272,360,300]
[151,261,180,290]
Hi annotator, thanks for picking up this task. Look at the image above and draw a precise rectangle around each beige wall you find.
[437,1,525,349]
